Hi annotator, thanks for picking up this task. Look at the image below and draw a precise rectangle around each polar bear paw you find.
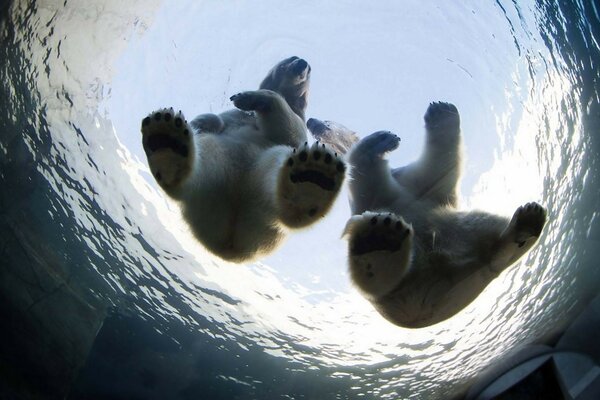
[424,101,460,135]
[231,90,279,113]
[351,131,400,162]
[345,212,413,298]
[511,202,547,247]
[348,212,413,255]
[141,108,194,192]
[277,142,345,228]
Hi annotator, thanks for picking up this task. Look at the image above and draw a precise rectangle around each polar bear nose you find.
[290,58,309,75]
[307,118,327,135]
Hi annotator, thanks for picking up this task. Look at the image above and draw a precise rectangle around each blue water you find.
[0,1,599,399]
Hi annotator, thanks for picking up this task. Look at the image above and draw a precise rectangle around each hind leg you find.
[190,113,224,133]
[344,212,413,300]
[490,202,547,273]
[393,102,462,206]
[141,108,194,199]
[276,142,346,228]
[259,56,311,120]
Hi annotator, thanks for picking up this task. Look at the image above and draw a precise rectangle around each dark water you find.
[1,1,599,399]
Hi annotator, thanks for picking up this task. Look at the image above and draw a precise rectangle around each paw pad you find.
[514,202,547,244]
[286,142,345,191]
[277,141,345,228]
[424,101,460,130]
[141,107,193,189]
[355,131,400,158]
[231,91,272,112]
[142,108,190,155]
[350,212,412,256]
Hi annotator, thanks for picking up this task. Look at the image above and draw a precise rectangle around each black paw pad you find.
[289,170,335,191]
[286,143,345,192]
[515,202,547,237]
[231,91,271,112]
[146,134,189,157]
[141,109,190,158]
[424,101,460,128]
[350,213,411,256]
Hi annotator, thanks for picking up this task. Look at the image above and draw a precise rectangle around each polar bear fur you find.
[308,102,547,328]
[141,57,346,262]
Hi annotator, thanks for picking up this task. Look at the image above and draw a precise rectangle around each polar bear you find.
[141,57,346,262]
[308,102,547,328]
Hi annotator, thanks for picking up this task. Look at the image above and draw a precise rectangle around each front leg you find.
[490,202,547,273]
[276,142,346,228]
[231,89,307,147]
[141,108,194,199]
[347,131,402,214]
[344,211,413,300]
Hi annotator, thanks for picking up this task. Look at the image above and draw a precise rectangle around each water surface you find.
[1,1,599,399]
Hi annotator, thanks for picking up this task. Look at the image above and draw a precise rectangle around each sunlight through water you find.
[1,1,599,399]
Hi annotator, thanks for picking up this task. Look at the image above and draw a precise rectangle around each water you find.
[0,1,599,399]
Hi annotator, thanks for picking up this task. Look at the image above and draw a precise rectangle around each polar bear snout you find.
[306,118,328,136]
[289,58,309,76]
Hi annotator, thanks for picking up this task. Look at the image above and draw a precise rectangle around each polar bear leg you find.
[344,212,413,299]
[231,89,307,147]
[394,102,462,206]
[424,101,460,141]
[190,113,224,133]
[259,56,311,120]
[490,202,547,273]
[141,108,194,198]
[423,101,461,203]
[347,131,403,214]
[275,142,346,228]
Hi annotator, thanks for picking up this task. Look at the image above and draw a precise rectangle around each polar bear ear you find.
[306,118,359,156]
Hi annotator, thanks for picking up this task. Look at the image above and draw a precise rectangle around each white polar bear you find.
[141,57,346,262]
[308,102,547,328]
